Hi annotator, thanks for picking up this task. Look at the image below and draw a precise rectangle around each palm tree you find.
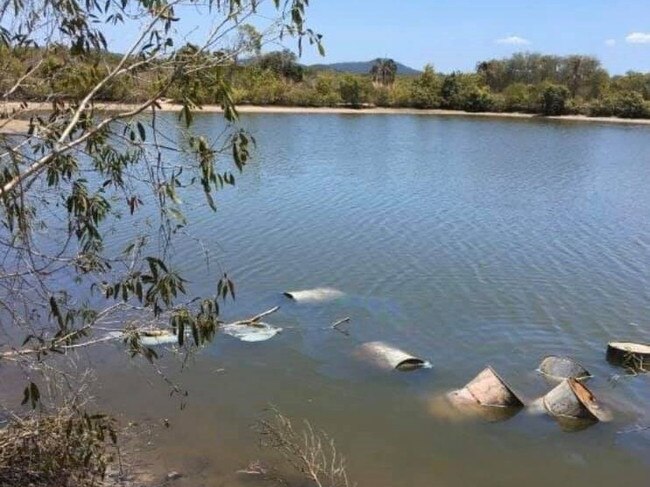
[370,58,397,87]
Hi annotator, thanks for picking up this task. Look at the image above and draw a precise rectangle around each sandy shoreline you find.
[3,101,650,132]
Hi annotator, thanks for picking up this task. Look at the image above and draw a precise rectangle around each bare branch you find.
[257,408,354,487]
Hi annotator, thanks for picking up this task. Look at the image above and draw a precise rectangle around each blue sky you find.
[105,0,650,74]
[297,0,650,74]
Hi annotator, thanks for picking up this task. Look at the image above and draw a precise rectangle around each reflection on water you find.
[427,392,523,423]
[90,113,650,486]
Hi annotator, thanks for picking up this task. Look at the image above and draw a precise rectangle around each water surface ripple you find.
[99,114,650,487]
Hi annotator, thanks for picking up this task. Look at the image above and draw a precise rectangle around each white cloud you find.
[496,36,531,46]
[626,32,650,44]
[605,39,616,47]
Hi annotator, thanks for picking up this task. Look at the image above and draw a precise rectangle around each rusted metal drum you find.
[459,366,524,407]
[443,390,521,422]
[542,378,611,422]
[357,341,430,371]
[606,341,650,371]
[439,366,524,422]
[538,355,591,381]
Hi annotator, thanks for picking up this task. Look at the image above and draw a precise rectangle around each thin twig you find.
[331,317,351,336]
[257,408,353,487]
[229,306,280,326]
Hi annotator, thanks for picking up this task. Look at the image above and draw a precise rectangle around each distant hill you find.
[307,60,421,76]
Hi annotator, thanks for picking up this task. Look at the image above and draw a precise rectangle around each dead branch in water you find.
[257,408,354,487]
[331,317,351,336]
[228,306,281,327]
[0,306,283,360]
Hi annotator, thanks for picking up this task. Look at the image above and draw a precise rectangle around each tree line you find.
[3,45,650,118]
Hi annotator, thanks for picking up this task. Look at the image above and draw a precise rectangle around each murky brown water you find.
[19,113,650,486]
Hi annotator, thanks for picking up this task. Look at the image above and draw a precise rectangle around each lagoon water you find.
[96,113,650,486]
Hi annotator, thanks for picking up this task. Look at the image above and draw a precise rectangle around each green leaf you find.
[21,386,29,406]
[178,320,185,346]
[137,121,146,141]
[191,323,200,346]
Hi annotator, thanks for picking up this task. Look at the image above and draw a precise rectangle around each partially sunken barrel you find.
[543,378,609,422]
[538,355,591,381]
[357,341,429,371]
[440,390,521,422]
[283,288,344,303]
[464,366,524,407]
[450,366,524,408]
[139,329,178,346]
[606,342,650,371]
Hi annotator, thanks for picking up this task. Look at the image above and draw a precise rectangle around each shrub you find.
[389,78,415,107]
[372,86,391,107]
[502,83,534,112]
[539,83,571,115]
[613,91,647,118]
[0,409,117,487]
[463,87,495,112]
[440,73,464,109]
[566,98,589,115]
[589,91,648,118]
[339,75,366,107]
[312,73,341,106]
[409,65,441,108]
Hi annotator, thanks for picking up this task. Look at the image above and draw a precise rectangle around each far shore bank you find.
[4,101,650,133]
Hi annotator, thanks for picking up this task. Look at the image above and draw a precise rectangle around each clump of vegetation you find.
[338,74,368,107]
[0,408,117,487]
[539,83,571,115]
[257,409,353,487]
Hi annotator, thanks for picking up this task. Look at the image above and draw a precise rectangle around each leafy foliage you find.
[256,49,305,82]
[539,83,571,115]
[338,74,367,107]
[408,64,440,108]
[0,2,322,477]
[370,58,397,87]
[0,0,321,346]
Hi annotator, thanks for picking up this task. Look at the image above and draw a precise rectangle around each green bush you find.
[613,92,647,118]
[502,83,534,112]
[372,87,392,107]
[312,73,341,106]
[589,91,648,118]
[463,87,494,112]
[440,73,464,109]
[409,65,441,108]
[389,78,416,107]
[255,50,304,82]
[539,83,570,115]
[338,75,366,107]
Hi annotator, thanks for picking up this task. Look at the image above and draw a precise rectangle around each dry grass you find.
[0,408,117,487]
[257,409,354,487]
